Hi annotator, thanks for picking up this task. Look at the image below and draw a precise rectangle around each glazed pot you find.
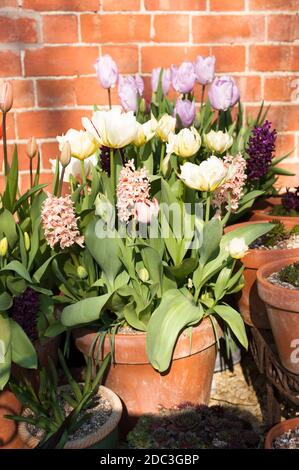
[19,385,122,449]
[251,197,299,229]
[225,221,299,329]
[257,257,299,374]
[74,318,219,434]
[265,417,299,449]
[0,389,25,449]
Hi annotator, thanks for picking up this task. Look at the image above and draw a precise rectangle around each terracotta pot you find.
[74,318,219,435]
[251,197,299,229]
[0,389,25,449]
[257,257,299,374]
[19,385,122,449]
[225,221,299,329]
[265,417,299,449]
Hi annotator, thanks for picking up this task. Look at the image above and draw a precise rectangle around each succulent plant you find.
[258,220,288,248]
[290,225,299,236]
[279,262,299,288]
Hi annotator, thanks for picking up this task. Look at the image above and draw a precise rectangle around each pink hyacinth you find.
[212,154,247,212]
[117,160,151,223]
[41,193,84,250]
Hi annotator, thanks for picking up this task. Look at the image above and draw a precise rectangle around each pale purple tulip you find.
[174,98,196,128]
[118,75,144,112]
[194,55,216,86]
[95,55,118,89]
[208,76,240,111]
[151,67,172,95]
[171,62,196,94]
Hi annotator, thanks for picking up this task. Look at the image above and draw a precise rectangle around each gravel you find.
[251,234,299,251]
[273,428,299,449]
[267,272,299,290]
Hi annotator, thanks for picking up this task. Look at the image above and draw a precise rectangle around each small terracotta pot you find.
[74,318,219,435]
[0,389,25,449]
[257,257,299,374]
[251,197,299,229]
[225,221,299,329]
[265,417,299,449]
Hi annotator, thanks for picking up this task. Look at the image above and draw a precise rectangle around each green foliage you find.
[278,262,299,288]
[258,220,288,247]
[291,225,299,235]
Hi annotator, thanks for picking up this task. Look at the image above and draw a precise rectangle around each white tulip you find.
[82,107,139,149]
[226,237,248,259]
[156,114,176,142]
[57,129,97,161]
[179,156,227,192]
[204,130,233,154]
[50,154,98,183]
[167,127,201,158]
[133,116,158,147]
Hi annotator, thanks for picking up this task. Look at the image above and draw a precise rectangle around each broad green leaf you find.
[10,319,37,369]
[61,294,112,327]
[0,346,11,390]
[13,184,48,213]
[123,301,147,331]
[213,304,248,349]
[165,258,198,283]
[200,219,223,266]
[0,209,18,247]
[0,292,13,311]
[221,222,274,248]
[33,254,57,283]
[1,261,32,283]
[214,267,232,300]
[3,145,18,211]
[0,312,11,355]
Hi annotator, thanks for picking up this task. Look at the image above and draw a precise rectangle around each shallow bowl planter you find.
[19,385,122,449]
[0,389,25,449]
[74,318,219,435]
[265,417,299,449]
[251,197,299,229]
[257,257,299,374]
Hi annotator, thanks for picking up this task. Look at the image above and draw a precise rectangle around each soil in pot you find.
[265,418,299,449]
[225,221,299,329]
[0,389,25,449]
[74,318,219,436]
[251,192,299,229]
[257,257,299,374]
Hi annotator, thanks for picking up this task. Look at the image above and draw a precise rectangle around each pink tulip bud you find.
[135,198,159,224]
[95,55,119,89]
[26,137,38,159]
[0,80,13,113]
[60,141,72,168]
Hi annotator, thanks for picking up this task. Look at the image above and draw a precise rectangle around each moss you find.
[270,206,299,217]
[259,220,288,247]
[290,225,299,236]
[279,262,299,288]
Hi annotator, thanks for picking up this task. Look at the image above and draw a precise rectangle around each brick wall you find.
[1,0,299,190]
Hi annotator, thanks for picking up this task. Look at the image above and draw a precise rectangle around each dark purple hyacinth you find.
[282,187,299,212]
[246,120,277,180]
[100,146,111,175]
[11,288,40,342]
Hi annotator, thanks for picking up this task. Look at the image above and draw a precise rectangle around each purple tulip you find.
[118,75,144,112]
[171,62,196,94]
[194,55,216,86]
[151,67,171,95]
[208,76,240,111]
[174,98,196,128]
[95,54,118,89]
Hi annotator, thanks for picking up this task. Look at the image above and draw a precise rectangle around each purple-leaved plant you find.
[282,187,299,213]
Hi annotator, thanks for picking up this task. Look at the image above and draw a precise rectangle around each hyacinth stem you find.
[108,88,112,110]
[205,193,211,222]
[201,85,206,108]
[110,148,115,197]
[81,160,88,197]
[160,143,165,174]
[2,112,9,178]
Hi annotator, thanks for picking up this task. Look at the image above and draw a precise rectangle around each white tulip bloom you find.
[50,153,98,183]
[167,127,201,158]
[133,116,158,147]
[57,129,97,161]
[82,107,139,149]
[179,156,227,192]
[204,130,233,154]
[226,237,248,259]
[156,114,176,142]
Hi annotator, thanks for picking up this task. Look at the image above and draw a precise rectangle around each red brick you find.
[40,141,59,169]
[81,14,150,43]
[102,46,138,73]
[276,163,299,188]
[12,80,35,108]
[153,15,189,42]
[24,46,99,77]
[101,0,141,10]
[250,45,299,72]
[16,109,91,139]
[268,15,299,42]
[246,105,299,132]
[210,0,245,10]
[275,134,295,157]
[73,77,118,106]
[23,0,100,11]
[141,46,209,73]
[249,0,299,10]
[0,51,21,77]
[192,15,265,43]
[237,76,262,102]
[144,0,205,10]
[43,15,78,43]
[37,79,76,107]
[264,76,298,102]
[0,16,37,44]
[2,112,15,140]
[212,46,246,72]
[0,143,30,171]
[1,0,19,5]
[19,172,53,194]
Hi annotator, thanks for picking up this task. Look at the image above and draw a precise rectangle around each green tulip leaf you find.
[61,294,112,327]
[10,319,37,369]
[213,304,248,349]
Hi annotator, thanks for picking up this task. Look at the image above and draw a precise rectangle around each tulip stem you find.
[108,88,112,110]
[58,167,66,197]
[201,85,206,109]
[159,143,165,174]
[205,193,211,222]
[110,148,115,197]
[29,157,33,190]
[81,160,88,197]
[2,112,9,178]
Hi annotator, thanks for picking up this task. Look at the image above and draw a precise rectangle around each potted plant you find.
[257,258,299,374]
[251,187,299,228]
[225,220,299,329]
[7,351,122,449]
[265,417,299,449]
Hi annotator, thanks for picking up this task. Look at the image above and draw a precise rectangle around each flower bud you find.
[0,237,8,257]
[26,137,38,159]
[77,266,88,279]
[0,80,13,113]
[226,237,248,259]
[139,98,147,114]
[156,114,176,143]
[138,268,150,282]
[24,232,30,251]
[59,141,72,168]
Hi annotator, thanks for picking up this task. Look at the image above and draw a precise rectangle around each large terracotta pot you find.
[0,389,25,449]
[251,197,299,229]
[257,257,299,374]
[225,221,299,329]
[265,417,299,449]
[74,318,218,434]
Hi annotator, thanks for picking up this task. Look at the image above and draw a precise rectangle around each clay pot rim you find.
[264,417,299,449]
[18,385,122,449]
